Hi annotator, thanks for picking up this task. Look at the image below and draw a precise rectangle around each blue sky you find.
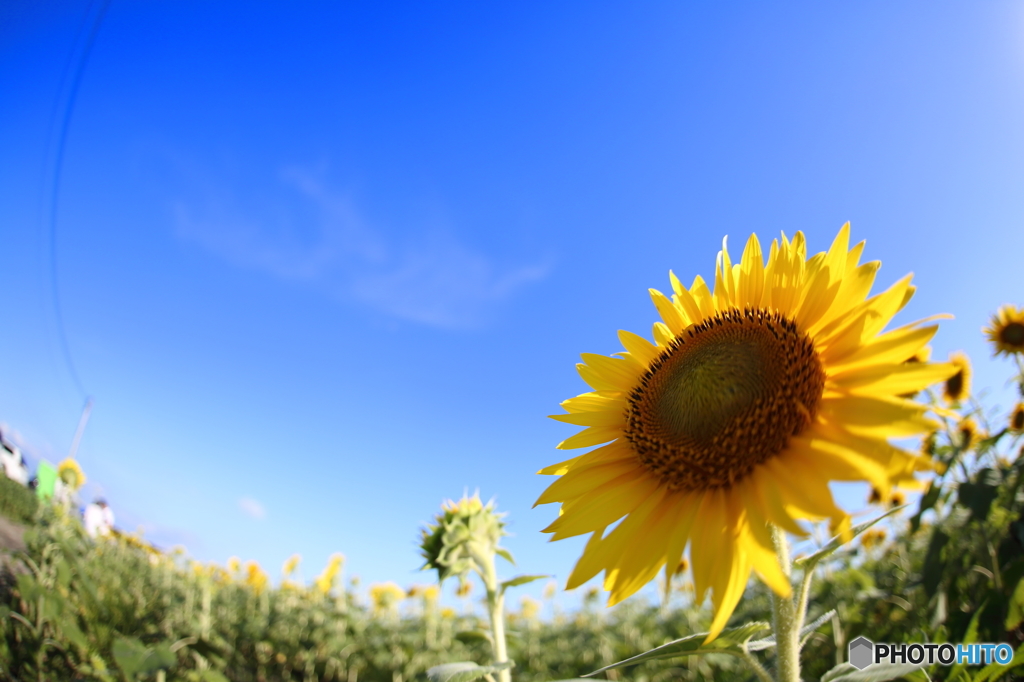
[2,1,1024,607]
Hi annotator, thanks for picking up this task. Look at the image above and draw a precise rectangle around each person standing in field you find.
[83,498,114,537]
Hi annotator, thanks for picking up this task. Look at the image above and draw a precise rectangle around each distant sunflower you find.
[899,347,933,398]
[860,528,887,550]
[957,417,982,450]
[537,224,954,640]
[943,352,971,405]
[1011,403,1024,433]
[57,457,86,490]
[984,305,1024,357]
[867,486,906,508]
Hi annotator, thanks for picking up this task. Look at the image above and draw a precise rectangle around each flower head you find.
[536,224,954,640]
[860,527,887,550]
[370,581,405,614]
[519,596,541,620]
[1011,404,1024,434]
[419,493,509,585]
[244,561,269,594]
[957,417,983,450]
[314,553,345,595]
[57,458,86,490]
[943,352,971,405]
[282,554,301,579]
[984,305,1024,357]
[868,487,905,508]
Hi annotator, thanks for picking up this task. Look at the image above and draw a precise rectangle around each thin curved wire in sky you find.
[43,0,112,401]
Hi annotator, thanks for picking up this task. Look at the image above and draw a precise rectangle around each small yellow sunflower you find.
[370,582,405,613]
[1011,403,1024,433]
[314,553,345,594]
[942,352,971,404]
[957,417,983,450]
[537,224,954,640]
[244,561,269,594]
[984,305,1024,357]
[860,528,887,550]
[520,595,542,620]
[282,554,301,578]
[867,486,905,508]
[905,347,932,364]
[57,458,87,490]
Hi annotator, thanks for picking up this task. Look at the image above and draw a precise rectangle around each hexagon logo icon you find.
[849,636,874,670]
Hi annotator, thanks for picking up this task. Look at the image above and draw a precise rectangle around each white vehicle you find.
[1,440,29,486]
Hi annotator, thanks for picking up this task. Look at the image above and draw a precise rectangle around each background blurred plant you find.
[419,493,548,682]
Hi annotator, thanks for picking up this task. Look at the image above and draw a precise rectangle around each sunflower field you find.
[4,231,1024,682]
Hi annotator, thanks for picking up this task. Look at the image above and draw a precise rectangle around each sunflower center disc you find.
[624,308,825,491]
[1002,322,1024,348]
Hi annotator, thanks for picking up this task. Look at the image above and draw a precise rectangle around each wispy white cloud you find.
[238,497,266,520]
[174,165,551,328]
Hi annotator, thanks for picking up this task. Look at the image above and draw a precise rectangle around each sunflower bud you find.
[419,493,509,586]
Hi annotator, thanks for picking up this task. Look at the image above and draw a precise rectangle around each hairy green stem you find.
[476,550,511,682]
[770,525,801,682]
[740,646,774,682]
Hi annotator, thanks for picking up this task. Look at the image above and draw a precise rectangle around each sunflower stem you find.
[770,524,801,682]
[477,550,512,682]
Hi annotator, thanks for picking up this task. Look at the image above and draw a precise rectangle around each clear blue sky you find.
[2,1,1023,605]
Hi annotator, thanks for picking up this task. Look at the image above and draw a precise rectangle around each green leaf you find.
[197,671,230,682]
[495,548,516,566]
[821,662,927,682]
[910,480,943,533]
[958,470,1000,521]
[795,507,903,571]
[426,661,514,682]
[454,630,493,645]
[499,574,550,593]
[112,636,176,679]
[922,529,950,598]
[1006,576,1024,630]
[972,642,1024,682]
[60,620,89,652]
[583,621,771,675]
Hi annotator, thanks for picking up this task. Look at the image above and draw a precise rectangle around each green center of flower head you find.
[1002,322,1024,348]
[624,308,826,491]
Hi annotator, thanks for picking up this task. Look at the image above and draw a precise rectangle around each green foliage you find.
[0,474,38,525]
[0,506,753,681]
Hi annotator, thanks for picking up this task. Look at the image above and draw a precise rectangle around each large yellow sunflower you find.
[984,305,1024,357]
[536,224,954,640]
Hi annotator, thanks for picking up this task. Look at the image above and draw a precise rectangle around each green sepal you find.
[426,660,514,682]
[583,621,770,675]
[795,507,903,572]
